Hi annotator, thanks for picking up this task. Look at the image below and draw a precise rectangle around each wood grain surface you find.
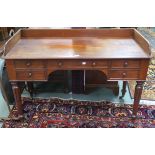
[4,28,151,59]
[5,38,149,59]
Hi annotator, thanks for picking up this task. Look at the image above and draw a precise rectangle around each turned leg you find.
[133,81,144,116]
[63,71,69,93]
[119,81,127,99]
[11,82,23,115]
[110,81,119,96]
[27,82,34,98]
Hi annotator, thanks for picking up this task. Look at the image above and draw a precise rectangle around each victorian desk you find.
[2,28,151,118]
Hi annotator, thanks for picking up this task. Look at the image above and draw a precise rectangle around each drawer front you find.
[111,60,140,69]
[109,70,139,79]
[48,60,108,69]
[16,70,46,80]
[14,60,45,69]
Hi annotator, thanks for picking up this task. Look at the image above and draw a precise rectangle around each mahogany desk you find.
[2,28,151,118]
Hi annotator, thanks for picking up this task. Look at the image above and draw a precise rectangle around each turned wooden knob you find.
[122,72,126,77]
[124,61,128,67]
[58,62,63,67]
[28,72,32,77]
[92,62,96,66]
[26,61,31,67]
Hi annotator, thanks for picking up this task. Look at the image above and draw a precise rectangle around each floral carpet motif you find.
[128,53,155,100]
[3,98,155,128]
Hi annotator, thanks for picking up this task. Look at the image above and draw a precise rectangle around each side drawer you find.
[14,60,45,69]
[111,60,140,69]
[16,70,46,81]
[109,70,139,80]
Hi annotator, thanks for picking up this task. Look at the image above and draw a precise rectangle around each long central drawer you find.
[47,60,108,69]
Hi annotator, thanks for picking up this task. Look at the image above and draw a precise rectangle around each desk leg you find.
[119,81,127,99]
[27,82,34,98]
[133,81,144,116]
[11,82,23,116]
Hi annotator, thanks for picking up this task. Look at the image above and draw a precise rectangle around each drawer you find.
[14,60,45,69]
[48,60,108,69]
[111,60,140,69]
[109,70,139,79]
[16,70,46,80]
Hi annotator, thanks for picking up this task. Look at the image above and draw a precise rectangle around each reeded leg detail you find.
[11,82,23,116]
[27,82,34,98]
[133,81,144,117]
[119,81,127,99]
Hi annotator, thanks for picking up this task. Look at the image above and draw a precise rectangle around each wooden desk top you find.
[3,28,151,59]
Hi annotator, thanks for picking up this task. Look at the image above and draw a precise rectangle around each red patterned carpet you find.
[3,98,155,128]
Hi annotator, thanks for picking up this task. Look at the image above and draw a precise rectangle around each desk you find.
[3,28,151,117]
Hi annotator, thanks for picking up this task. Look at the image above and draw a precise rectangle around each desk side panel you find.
[139,59,150,80]
[6,60,17,80]
[4,30,21,56]
[134,29,151,56]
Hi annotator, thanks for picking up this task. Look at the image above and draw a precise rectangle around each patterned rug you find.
[128,52,155,100]
[2,98,155,128]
